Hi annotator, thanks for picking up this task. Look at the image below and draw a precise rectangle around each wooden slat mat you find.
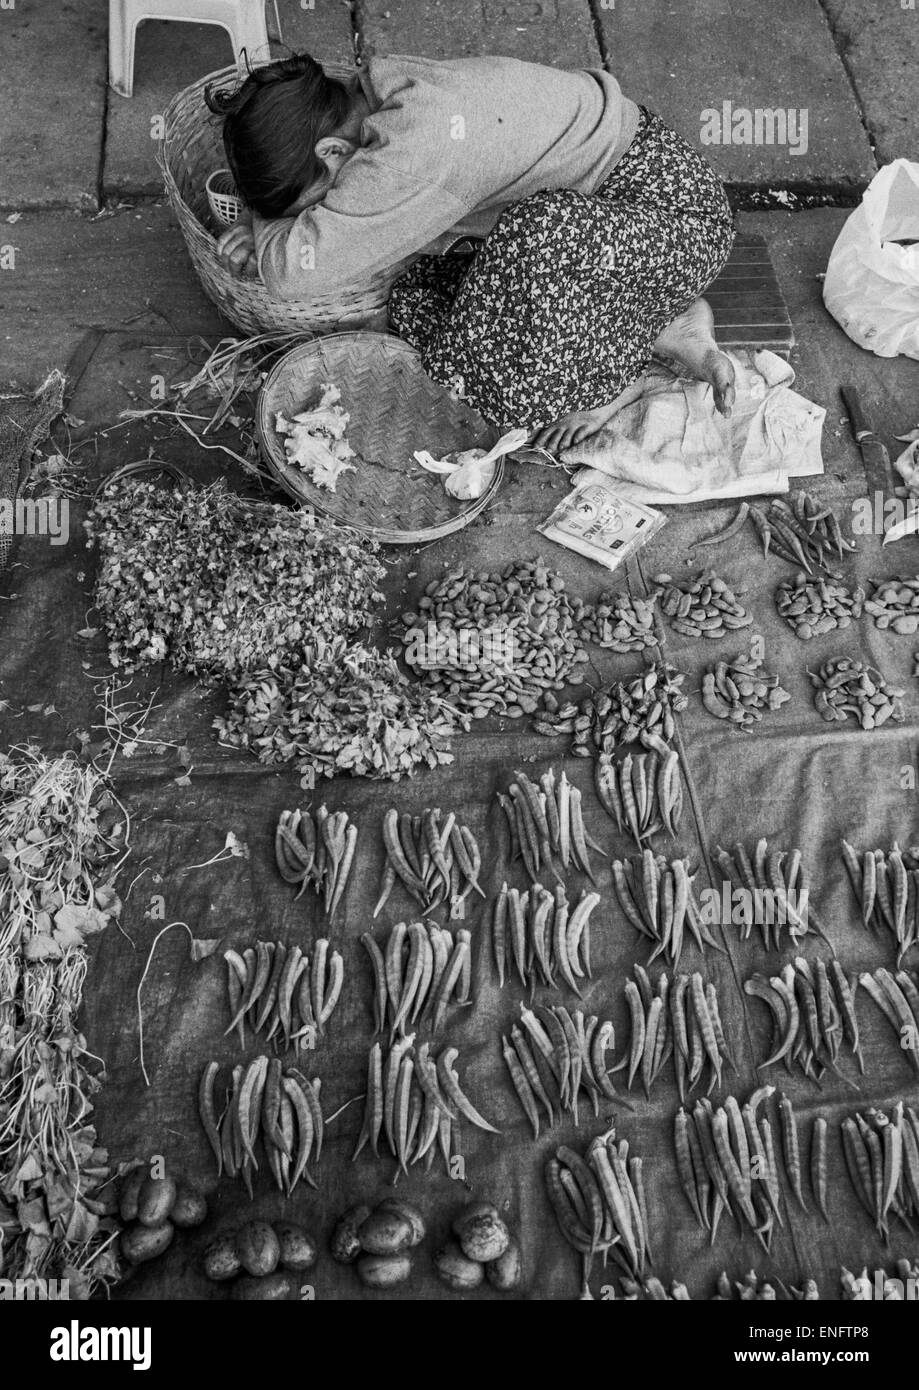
[709,231,794,350]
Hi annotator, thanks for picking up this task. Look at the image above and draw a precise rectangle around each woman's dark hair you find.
[205,52,352,217]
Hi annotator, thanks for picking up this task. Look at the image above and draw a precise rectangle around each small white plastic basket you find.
[205,168,243,229]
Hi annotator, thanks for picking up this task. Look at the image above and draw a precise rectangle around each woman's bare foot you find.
[652,298,736,417]
[530,378,648,453]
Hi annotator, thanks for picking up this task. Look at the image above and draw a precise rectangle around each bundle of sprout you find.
[0,747,125,1296]
[85,479,386,680]
[214,639,461,785]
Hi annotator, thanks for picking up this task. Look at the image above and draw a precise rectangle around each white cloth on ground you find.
[559,349,825,505]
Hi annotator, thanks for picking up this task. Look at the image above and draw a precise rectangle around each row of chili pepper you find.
[496,767,603,883]
[744,956,863,1083]
[222,938,343,1052]
[545,1129,652,1296]
[351,1037,497,1178]
[360,921,471,1038]
[376,806,484,917]
[274,806,358,920]
[611,851,722,968]
[594,748,683,846]
[500,1002,622,1137]
[490,881,599,995]
[198,1059,322,1196]
[841,839,919,966]
[619,965,734,1101]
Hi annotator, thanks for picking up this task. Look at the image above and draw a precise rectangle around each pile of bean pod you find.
[858,968,919,1075]
[744,957,863,1082]
[496,768,604,884]
[361,921,472,1037]
[490,882,599,994]
[841,1104,919,1241]
[546,1127,652,1295]
[748,491,856,574]
[621,966,734,1102]
[864,577,919,634]
[595,749,683,845]
[352,1038,497,1176]
[377,807,484,918]
[842,1260,919,1300]
[651,569,753,639]
[701,651,791,729]
[674,1090,784,1251]
[197,1059,322,1196]
[713,838,834,951]
[501,1002,621,1137]
[274,806,357,920]
[222,939,343,1052]
[398,558,590,718]
[808,657,905,728]
[575,589,658,652]
[611,851,722,966]
[841,840,919,966]
[534,660,688,756]
[775,571,864,640]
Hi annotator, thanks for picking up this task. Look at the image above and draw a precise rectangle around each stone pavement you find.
[0,0,917,396]
[4,0,919,211]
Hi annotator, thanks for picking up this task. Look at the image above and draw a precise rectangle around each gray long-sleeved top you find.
[252,53,640,300]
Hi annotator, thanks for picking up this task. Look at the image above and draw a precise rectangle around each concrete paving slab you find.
[596,0,876,189]
[820,0,919,166]
[357,0,601,65]
[0,0,107,210]
[104,0,355,197]
[0,205,224,384]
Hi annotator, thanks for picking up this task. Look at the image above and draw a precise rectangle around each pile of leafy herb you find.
[85,479,385,680]
[0,746,125,1297]
[87,480,461,782]
[214,639,462,785]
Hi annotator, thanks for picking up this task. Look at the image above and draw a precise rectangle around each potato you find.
[275,1222,317,1272]
[433,1241,484,1290]
[485,1236,523,1291]
[170,1183,207,1229]
[376,1198,425,1247]
[330,1204,371,1265]
[121,1220,174,1266]
[235,1220,281,1277]
[231,1272,296,1301]
[117,1168,146,1223]
[359,1209,413,1256]
[136,1175,178,1228]
[203,1234,242,1282]
[453,1202,509,1263]
[356,1253,412,1289]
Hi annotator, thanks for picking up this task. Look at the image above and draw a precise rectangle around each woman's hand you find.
[217,216,258,279]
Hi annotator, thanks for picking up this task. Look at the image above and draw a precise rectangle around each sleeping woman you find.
[210,50,736,452]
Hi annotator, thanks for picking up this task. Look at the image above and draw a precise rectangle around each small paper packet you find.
[538,479,666,573]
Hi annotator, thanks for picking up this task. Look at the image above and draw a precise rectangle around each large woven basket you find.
[257,333,502,544]
[158,62,420,336]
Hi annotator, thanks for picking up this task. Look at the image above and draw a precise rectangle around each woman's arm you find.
[251,154,469,300]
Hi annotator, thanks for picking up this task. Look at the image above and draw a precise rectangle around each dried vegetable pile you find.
[535,661,688,755]
[743,958,864,1081]
[808,658,905,729]
[0,748,124,1296]
[398,558,591,718]
[775,572,864,640]
[500,1002,622,1135]
[651,570,752,639]
[489,882,599,994]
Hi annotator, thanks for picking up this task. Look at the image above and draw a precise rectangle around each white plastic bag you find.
[823,159,919,360]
